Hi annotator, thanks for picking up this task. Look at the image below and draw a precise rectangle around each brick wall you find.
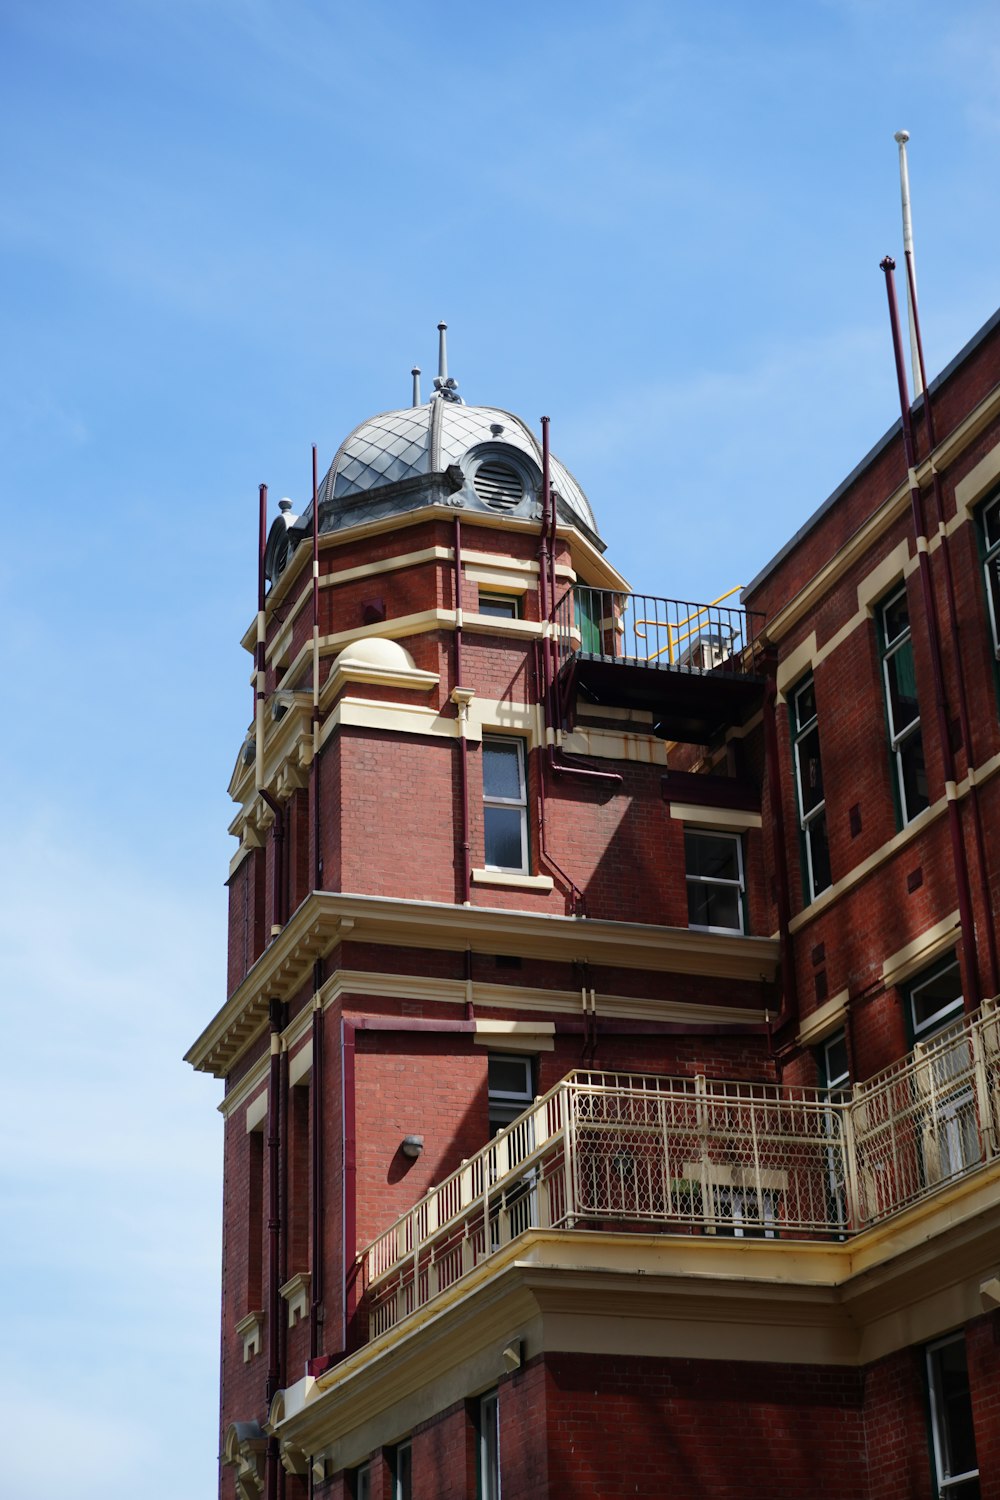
[541,1350,867,1499]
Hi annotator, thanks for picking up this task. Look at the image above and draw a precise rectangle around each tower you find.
[190,317,1000,1500]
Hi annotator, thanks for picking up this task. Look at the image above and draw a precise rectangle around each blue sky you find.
[2,2,999,1495]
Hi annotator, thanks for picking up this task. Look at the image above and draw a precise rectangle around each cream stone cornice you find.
[462,613,545,638]
[217,967,770,1116]
[324,657,439,699]
[273,1162,1000,1467]
[758,379,1000,645]
[229,700,315,807]
[955,441,1000,517]
[276,604,555,701]
[881,910,961,989]
[272,609,471,699]
[319,546,452,587]
[267,547,457,665]
[461,549,574,584]
[188,892,779,1077]
[242,546,455,657]
[669,802,762,831]
[229,691,546,814]
[796,989,850,1047]
[471,869,554,892]
[242,505,630,655]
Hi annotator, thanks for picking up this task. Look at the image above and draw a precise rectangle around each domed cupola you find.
[266,325,602,584]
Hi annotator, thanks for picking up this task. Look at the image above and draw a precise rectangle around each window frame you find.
[478,591,521,620]
[979,487,1000,658]
[487,1053,535,1135]
[353,1462,372,1500]
[818,1028,850,1095]
[790,674,832,903]
[907,954,963,1045]
[482,735,529,874]
[925,1332,980,1498]
[392,1440,412,1500]
[684,827,746,935]
[478,1390,500,1500]
[816,1027,850,1235]
[878,584,929,828]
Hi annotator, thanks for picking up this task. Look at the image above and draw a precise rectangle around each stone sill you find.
[471,869,554,892]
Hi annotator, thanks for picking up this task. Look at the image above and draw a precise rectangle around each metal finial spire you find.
[411,366,421,406]
[431,320,464,403]
[894,129,922,397]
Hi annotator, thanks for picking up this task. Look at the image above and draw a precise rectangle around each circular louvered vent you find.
[474,459,523,511]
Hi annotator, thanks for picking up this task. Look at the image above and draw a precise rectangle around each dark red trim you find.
[902,254,999,998]
[535,420,589,913]
[454,517,472,906]
[308,967,324,1362]
[881,258,980,1010]
[264,998,284,1500]
[763,673,798,1037]
[341,1015,357,1351]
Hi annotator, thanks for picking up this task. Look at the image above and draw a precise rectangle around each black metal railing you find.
[554,587,766,677]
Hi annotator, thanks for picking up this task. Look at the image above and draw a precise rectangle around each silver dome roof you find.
[317,402,597,534]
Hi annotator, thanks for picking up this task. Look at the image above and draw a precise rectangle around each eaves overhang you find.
[184,891,780,1077]
[271,1160,1000,1470]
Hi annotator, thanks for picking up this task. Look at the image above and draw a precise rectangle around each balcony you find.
[553,587,767,742]
[361,1002,1000,1342]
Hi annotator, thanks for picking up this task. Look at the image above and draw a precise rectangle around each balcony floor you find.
[562,653,765,741]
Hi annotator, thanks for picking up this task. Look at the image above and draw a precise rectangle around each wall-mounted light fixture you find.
[401,1135,424,1159]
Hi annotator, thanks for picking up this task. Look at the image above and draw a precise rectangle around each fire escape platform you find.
[562,653,765,742]
[554,587,767,743]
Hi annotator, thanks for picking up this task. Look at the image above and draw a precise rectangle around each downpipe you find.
[881,257,980,1010]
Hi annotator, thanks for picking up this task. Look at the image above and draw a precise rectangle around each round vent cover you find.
[474,459,523,511]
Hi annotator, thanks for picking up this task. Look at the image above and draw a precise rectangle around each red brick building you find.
[189,311,1000,1499]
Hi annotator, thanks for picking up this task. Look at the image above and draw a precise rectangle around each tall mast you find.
[894,129,923,398]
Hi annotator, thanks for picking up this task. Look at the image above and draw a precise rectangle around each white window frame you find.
[479,1390,501,1500]
[478,590,521,620]
[483,736,528,874]
[791,676,831,901]
[909,956,963,1042]
[880,585,928,826]
[908,958,979,1183]
[393,1440,412,1500]
[820,1029,850,1094]
[818,1029,850,1234]
[981,489,1000,657]
[684,828,745,935]
[488,1053,534,1134]
[355,1462,371,1500]
[926,1333,980,1496]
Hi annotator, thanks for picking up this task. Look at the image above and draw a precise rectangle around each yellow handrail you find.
[633,585,745,664]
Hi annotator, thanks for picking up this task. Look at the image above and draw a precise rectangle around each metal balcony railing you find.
[361,1003,1000,1341]
[553,586,766,678]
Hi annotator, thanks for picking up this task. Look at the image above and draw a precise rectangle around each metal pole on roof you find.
[437,321,448,381]
[894,130,923,399]
[411,365,421,406]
